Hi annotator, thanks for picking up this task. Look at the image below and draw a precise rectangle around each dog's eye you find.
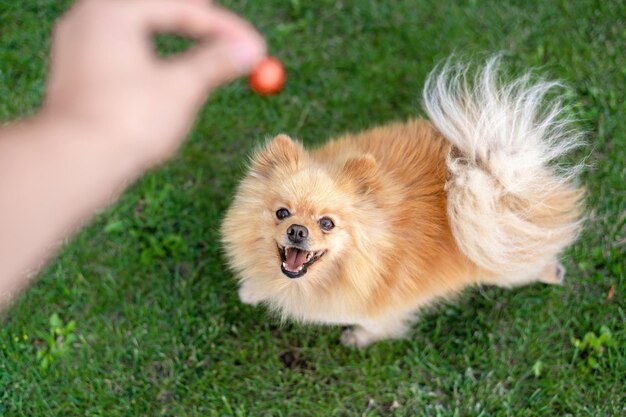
[319,217,335,231]
[276,208,291,220]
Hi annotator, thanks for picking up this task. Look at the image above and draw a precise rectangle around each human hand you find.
[42,0,266,169]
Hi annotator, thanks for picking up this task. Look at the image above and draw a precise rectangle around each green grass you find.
[1,0,625,415]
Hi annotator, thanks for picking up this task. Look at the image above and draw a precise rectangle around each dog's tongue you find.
[285,248,308,272]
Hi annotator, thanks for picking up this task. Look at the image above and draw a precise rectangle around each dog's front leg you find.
[237,281,267,306]
[341,313,412,348]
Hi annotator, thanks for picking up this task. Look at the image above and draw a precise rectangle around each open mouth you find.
[278,245,326,279]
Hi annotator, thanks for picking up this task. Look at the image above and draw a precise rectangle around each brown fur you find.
[221,61,584,347]
[222,121,496,347]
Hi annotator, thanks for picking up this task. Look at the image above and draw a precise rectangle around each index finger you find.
[130,0,263,42]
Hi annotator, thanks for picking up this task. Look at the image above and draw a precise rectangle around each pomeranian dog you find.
[221,58,584,347]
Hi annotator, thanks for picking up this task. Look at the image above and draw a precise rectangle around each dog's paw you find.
[238,284,262,306]
[340,327,374,349]
[540,261,566,285]
[555,263,566,282]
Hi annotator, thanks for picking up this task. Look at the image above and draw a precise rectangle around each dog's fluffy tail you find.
[422,57,584,280]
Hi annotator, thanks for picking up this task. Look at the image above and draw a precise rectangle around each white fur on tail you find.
[423,57,584,279]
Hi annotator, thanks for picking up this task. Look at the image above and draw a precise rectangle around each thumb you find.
[169,36,266,95]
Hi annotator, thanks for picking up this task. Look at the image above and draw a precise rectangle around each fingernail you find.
[231,39,265,73]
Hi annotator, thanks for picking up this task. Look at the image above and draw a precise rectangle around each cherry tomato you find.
[249,56,286,95]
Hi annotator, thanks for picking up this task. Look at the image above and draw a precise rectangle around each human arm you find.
[0,0,266,305]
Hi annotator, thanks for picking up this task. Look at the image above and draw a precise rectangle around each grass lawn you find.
[1,0,624,415]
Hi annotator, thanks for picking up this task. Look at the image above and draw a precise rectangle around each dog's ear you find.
[250,134,305,178]
[340,154,379,193]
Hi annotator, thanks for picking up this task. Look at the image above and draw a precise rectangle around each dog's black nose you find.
[287,224,309,243]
